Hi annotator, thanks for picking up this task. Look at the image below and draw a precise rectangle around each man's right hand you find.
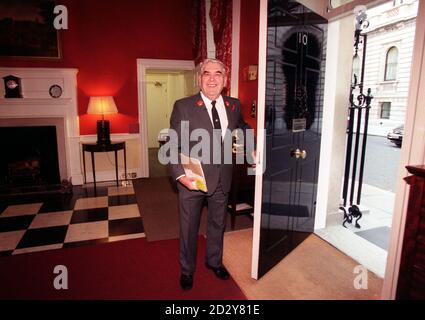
[177,175,199,191]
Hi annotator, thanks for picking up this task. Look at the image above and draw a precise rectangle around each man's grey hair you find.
[198,58,227,75]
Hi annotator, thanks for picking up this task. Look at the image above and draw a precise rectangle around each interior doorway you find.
[137,59,197,177]
[145,71,197,177]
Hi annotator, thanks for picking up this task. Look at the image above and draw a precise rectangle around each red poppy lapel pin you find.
[225,100,236,112]
[196,99,204,107]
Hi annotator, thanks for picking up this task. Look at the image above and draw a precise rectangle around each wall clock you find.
[49,85,63,98]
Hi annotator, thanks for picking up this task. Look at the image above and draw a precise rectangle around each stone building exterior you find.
[357,0,418,136]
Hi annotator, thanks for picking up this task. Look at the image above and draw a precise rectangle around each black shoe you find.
[180,274,193,290]
[205,263,230,280]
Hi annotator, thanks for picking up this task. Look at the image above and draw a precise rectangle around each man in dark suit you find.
[168,58,253,290]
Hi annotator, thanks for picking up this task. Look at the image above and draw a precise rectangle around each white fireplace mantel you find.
[0,68,83,185]
[0,98,72,106]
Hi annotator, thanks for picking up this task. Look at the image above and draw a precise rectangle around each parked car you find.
[387,125,404,147]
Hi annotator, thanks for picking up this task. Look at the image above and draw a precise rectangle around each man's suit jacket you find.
[169,93,251,195]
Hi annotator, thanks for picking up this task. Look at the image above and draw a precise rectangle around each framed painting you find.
[0,0,61,59]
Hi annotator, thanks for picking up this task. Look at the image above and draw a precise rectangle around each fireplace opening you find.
[0,126,61,190]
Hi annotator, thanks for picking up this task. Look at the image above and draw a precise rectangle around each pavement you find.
[315,182,395,278]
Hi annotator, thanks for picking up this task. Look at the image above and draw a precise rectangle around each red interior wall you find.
[0,0,193,135]
[238,0,260,131]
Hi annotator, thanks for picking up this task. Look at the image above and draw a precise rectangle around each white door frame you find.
[137,59,195,177]
[382,0,425,299]
[251,0,268,280]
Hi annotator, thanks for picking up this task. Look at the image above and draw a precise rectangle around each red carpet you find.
[0,237,246,300]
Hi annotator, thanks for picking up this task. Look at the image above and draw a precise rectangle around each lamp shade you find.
[87,96,118,115]
[87,96,117,145]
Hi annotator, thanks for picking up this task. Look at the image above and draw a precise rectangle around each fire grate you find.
[7,156,41,185]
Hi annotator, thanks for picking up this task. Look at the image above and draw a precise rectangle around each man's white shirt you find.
[200,91,228,139]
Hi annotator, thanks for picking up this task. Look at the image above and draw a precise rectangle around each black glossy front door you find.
[257,0,327,278]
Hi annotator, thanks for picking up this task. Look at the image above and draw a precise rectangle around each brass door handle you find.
[290,148,307,159]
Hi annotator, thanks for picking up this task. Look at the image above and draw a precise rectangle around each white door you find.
[146,76,169,149]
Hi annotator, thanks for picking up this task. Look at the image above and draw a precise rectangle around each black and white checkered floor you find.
[0,182,145,256]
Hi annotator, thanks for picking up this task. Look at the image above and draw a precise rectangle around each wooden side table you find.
[82,141,127,195]
[227,153,255,230]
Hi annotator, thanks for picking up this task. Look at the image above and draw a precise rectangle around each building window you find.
[380,102,391,119]
[352,55,361,84]
[385,47,398,81]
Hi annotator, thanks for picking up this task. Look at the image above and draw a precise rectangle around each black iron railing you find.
[340,9,374,228]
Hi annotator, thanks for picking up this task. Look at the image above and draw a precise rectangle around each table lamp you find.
[87,96,118,145]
